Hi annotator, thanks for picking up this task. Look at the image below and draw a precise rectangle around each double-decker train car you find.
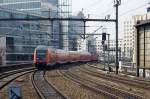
[34,46,98,69]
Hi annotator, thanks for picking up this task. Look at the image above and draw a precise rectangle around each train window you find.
[37,50,46,54]
[36,50,46,58]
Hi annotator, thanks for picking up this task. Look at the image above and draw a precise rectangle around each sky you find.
[71,0,149,39]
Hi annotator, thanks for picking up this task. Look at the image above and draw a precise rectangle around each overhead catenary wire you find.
[93,1,115,20]
[81,0,114,19]
[120,0,135,7]
[100,1,114,13]
[119,3,148,17]
[84,0,105,10]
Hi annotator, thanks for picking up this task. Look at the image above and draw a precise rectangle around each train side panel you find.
[34,46,99,70]
[47,49,57,65]
[33,49,37,64]
[46,49,49,65]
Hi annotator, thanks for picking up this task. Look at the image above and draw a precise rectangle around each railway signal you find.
[101,40,105,45]
[102,33,106,41]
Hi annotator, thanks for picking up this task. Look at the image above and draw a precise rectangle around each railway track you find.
[31,70,66,99]
[89,62,136,76]
[0,67,35,79]
[83,64,150,89]
[0,67,35,90]
[58,67,147,99]
[0,63,33,73]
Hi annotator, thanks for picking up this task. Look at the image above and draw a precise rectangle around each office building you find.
[135,20,150,76]
[0,0,72,49]
[0,8,50,65]
[123,20,135,59]
[133,13,150,76]
[68,11,86,51]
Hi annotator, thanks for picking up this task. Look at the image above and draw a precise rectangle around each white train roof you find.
[36,45,55,50]
[69,51,91,55]
[56,49,68,54]
[36,45,47,49]
[36,46,91,55]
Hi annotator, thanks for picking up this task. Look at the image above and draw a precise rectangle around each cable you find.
[121,0,146,7]
[120,0,134,6]
[85,0,104,10]
[83,0,114,18]
[97,1,114,18]
[119,3,147,17]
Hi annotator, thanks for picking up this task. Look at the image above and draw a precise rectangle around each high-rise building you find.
[0,0,72,49]
[0,0,72,65]
[109,39,123,50]
[68,15,78,51]
[68,11,86,51]
[58,0,72,50]
[0,0,61,48]
[0,0,59,15]
[0,8,50,65]
[133,13,150,67]
[94,38,102,54]
[0,0,42,14]
[95,39,123,53]
[135,19,150,76]
[108,39,124,61]
[123,20,135,59]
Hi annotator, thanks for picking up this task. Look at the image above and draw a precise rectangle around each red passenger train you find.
[33,46,98,69]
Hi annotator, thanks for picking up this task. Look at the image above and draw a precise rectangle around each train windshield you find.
[36,50,46,59]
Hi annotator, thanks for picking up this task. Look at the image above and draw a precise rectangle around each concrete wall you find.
[142,26,150,68]
[0,37,6,66]
[136,25,150,69]
[133,13,150,68]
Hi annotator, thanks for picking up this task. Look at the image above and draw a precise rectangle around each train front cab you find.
[35,48,47,70]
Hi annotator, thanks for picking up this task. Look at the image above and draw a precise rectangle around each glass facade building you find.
[0,0,72,65]
[0,0,59,15]
[0,8,50,65]
[58,0,72,50]
[0,0,62,49]
[0,0,41,14]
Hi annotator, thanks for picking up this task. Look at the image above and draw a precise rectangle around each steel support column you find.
[108,34,110,68]
[83,21,86,39]
[115,1,119,74]
[136,27,140,77]
[143,26,146,78]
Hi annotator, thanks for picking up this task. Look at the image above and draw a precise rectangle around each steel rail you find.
[0,67,35,79]
[59,68,147,99]
[85,64,150,89]
[31,70,66,99]
[57,69,121,99]
[0,68,35,90]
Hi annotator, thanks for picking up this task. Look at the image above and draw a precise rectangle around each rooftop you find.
[136,19,150,27]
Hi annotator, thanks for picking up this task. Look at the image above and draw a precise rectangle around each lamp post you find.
[108,34,110,69]
[102,28,107,70]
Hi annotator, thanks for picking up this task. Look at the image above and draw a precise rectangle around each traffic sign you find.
[8,85,21,99]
